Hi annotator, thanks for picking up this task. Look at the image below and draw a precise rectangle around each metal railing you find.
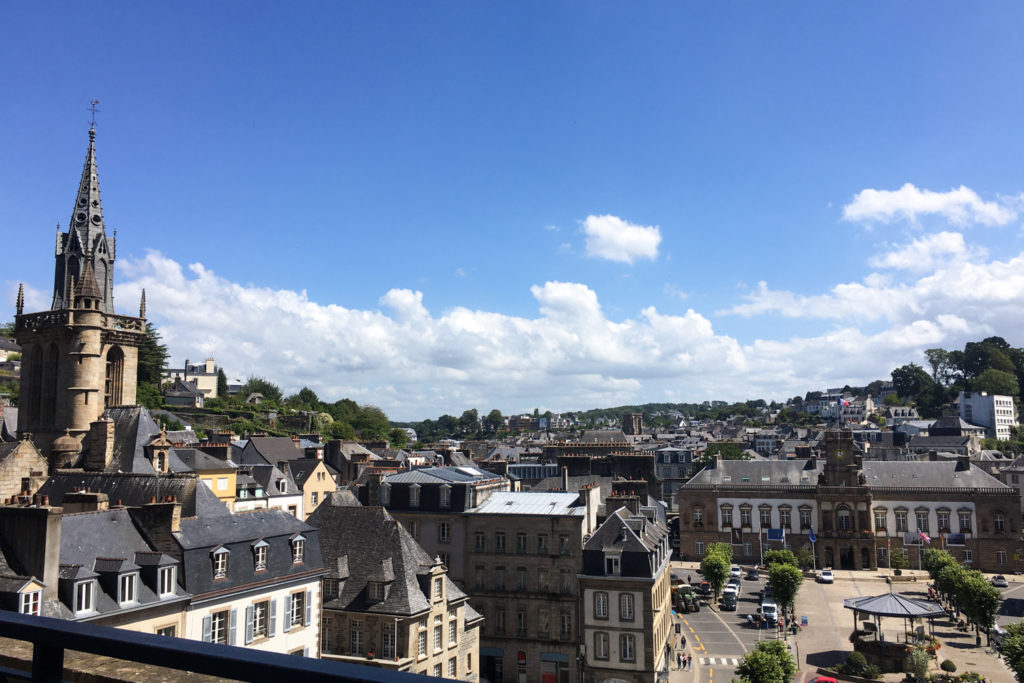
[0,611,444,683]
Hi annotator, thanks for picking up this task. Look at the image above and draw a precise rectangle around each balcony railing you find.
[0,611,443,682]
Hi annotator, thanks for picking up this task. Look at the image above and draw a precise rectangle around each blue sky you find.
[5,3,1024,420]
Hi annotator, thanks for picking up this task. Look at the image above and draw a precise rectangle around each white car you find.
[730,566,743,579]
[818,569,834,584]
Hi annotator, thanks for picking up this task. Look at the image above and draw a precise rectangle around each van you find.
[722,585,738,611]
[760,600,778,625]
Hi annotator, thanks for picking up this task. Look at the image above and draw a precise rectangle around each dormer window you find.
[292,536,306,564]
[381,482,391,506]
[409,484,421,508]
[212,548,229,579]
[20,590,41,616]
[158,566,176,597]
[253,540,269,571]
[440,484,452,508]
[605,554,620,576]
[119,573,138,604]
[368,581,385,601]
[75,580,94,613]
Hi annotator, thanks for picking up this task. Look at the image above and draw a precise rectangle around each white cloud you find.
[843,183,1017,226]
[663,283,688,300]
[454,267,467,278]
[867,231,986,273]
[581,214,661,264]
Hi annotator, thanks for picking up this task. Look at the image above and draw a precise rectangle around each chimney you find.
[561,466,569,492]
[956,454,971,471]
[85,418,115,471]
[132,500,182,559]
[62,491,109,513]
[0,505,62,600]
[291,435,302,450]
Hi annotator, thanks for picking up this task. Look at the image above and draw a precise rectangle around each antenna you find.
[89,99,101,128]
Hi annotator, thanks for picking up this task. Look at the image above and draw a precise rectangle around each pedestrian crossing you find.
[699,657,740,666]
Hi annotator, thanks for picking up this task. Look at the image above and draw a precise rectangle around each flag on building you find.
[808,528,817,544]
[919,531,932,544]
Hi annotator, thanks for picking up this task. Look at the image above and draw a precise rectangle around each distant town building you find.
[959,391,1019,441]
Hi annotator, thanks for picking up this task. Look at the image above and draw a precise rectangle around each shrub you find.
[940,659,956,673]
[842,651,868,676]
[862,663,882,679]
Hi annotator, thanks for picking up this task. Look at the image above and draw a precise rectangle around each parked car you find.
[818,569,834,584]
[760,600,779,626]
[992,625,1008,649]
[696,581,712,597]
[721,587,737,611]
[745,568,759,581]
[728,577,741,590]
[730,565,743,580]
[991,575,1009,588]
[808,677,838,683]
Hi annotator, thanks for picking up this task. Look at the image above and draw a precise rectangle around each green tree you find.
[891,363,934,400]
[767,563,803,616]
[484,409,504,433]
[794,547,815,569]
[735,641,797,683]
[1001,622,1024,682]
[700,547,730,600]
[137,322,169,387]
[216,367,228,398]
[889,550,909,571]
[136,382,163,410]
[458,409,479,435]
[925,348,957,386]
[327,420,356,440]
[972,368,1020,397]
[388,427,408,449]
[923,549,958,581]
[240,376,283,403]
[905,648,931,683]
[762,549,797,568]
[296,386,321,409]
[350,405,391,440]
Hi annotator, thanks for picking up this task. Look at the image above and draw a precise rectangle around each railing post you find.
[32,642,64,683]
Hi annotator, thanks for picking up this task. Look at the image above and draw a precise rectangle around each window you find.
[559,535,570,555]
[75,581,94,613]
[877,546,888,564]
[433,664,442,677]
[324,578,338,601]
[350,621,363,655]
[449,616,457,644]
[440,484,451,508]
[740,508,752,527]
[213,549,229,579]
[995,514,1006,532]
[874,510,887,530]
[516,567,527,591]
[448,657,457,677]
[119,573,137,604]
[158,566,175,596]
[474,565,485,589]
[537,533,548,555]
[20,590,40,616]
[779,508,791,528]
[211,610,229,644]
[594,591,609,619]
[760,508,771,527]
[916,511,929,533]
[474,532,485,552]
[560,569,571,594]
[721,507,733,527]
[895,510,908,532]
[418,629,427,657]
[292,537,305,564]
[409,484,421,507]
[799,508,811,528]
[495,608,506,635]
[963,548,973,563]
[311,492,318,507]
[595,631,609,659]
[381,483,391,506]
[382,624,396,659]
[620,633,635,661]
[495,532,506,554]
[837,507,851,531]
[695,540,705,555]
[559,612,571,639]
[998,549,1008,564]
[619,593,634,621]
[217,477,228,491]
[439,522,451,543]
[253,600,269,639]
[290,591,304,627]
[156,625,176,637]
[605,555,620,576]
[434,577,443,599]
[409,520,420,539]
[495,566,506,590]
[369,581,385,600]
[516,610,527,636]
[538,568,549,591]
[959,512,972,532]
[937,511,950,531]
[743,542,752,557]
[254,542,268,571]
[515,532,527,554]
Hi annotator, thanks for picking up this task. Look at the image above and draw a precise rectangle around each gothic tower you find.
[14,127,146,451]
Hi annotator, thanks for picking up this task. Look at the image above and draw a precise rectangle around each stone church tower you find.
[14,127,146,452]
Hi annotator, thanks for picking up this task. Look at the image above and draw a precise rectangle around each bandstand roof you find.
[843,593,945,619]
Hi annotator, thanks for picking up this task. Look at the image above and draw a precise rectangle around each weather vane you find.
[89,99,100,128]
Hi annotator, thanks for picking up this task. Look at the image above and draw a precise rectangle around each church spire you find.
[16,283,23,316]
[69,127,106,251]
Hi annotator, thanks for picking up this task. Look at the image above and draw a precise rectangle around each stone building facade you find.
[677,428,1022,573]
[14,128,145,452]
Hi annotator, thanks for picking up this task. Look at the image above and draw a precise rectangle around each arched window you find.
[105,346,125,407]
[837,506,852,531]
[26,346,44,427]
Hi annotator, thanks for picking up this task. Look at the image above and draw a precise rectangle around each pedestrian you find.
[687,653,693,670]
[677,652,683,670]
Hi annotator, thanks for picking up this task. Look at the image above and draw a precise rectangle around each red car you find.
[808,677,838,683]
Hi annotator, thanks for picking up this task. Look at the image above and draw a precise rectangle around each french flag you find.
[837,397,850,407]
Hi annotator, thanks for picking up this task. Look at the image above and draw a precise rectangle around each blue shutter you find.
[244,605,254,645]
[202,615,212,642]
[268,598,277,637]
[229,608,237,645]
[304,589,312,626]
[284,594,292,632]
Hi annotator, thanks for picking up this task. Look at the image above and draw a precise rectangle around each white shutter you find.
[229,608,237,645]
[244,605,254,645]
[202,615,212,642]
[284,594,292,632]
[304,589,312,626]
[268,598,277,637]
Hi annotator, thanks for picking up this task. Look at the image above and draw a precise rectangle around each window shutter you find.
[245,605,254,645]
[268,598,277,637]
[202,615,212,642]
[302,646,309,657]
[284,594,292,632]
[229,608,238,646]
[305,589,313,626]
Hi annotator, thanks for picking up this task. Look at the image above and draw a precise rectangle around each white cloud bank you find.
[112,228,1024,419]
[582,214,661,264]
[843,183,1017,226]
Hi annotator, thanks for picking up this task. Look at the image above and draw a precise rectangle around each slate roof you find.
[248,464,301,496]
[385,466,497,485]
[470,491,584,516]
[0,407,17,442]
[165,430,200,446]
[326,490,362,507]
[587,507,668,555]
[38,472,204,516]
[175,507,315,549]
[308,504,466,617]
[843,593,945,618]
[92,406,189,473]
[861,460,1008,488]
[60,508,152,568]
[687,459,823,486]
[580,430,629,444]
[240,436,305,466]
[175,448,236,472]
